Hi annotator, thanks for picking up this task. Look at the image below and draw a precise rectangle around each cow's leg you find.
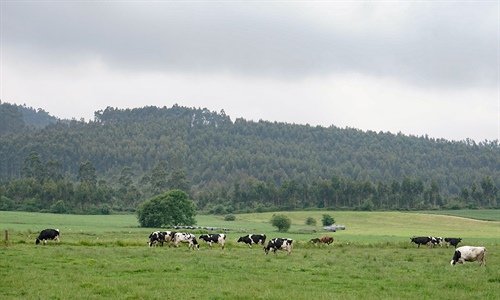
[43,239,47,246]
[55,236,60,243]
[478,252,486,266]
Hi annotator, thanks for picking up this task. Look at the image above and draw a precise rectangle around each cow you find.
[148,231,165,247]
[162,231,176,247]
[199,234,226,250]
[237,234,266,249]
[450,246,486,266]
[310,236,334,245]
[444,237,462,248]
[410,236,432,248]
[430,236,443,248]
[173,232,200,250]
[320,236,334,245]
[264,238,293,256]
[35,229,60,245]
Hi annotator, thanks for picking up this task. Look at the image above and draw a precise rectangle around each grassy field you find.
[415,209,500,221]
[1,210,499,299]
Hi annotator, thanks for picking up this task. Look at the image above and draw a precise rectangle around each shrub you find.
[271,214,291,232]
[361,199,374,211]
[322,214,335,226]
[224,214,236,221]
[0,196,14,211]
[137,190,196,227]
[305,217,317,226]
[51,200,67,214]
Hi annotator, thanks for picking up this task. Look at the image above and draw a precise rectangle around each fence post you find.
[4,230,8,242]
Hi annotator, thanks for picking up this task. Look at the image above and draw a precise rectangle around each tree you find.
[77,161,97,186]
[21,152,45,182]
[270,214,291,232]
[150,161,169,195]
[322,214,335,226]
[137,189,196,227]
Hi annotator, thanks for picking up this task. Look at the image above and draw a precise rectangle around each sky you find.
[1,1,499,142]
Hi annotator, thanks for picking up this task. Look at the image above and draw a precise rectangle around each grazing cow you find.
[148,231,165,247]
[35,229,60,245]
[320,236,334,245]
[410,236,432,248]
[199,234,227,250]
[237,234,266,248]
[444,237,462,248]
[264,238,293,256]
[310,236,334,245]
[173,232,200,250]
[162,231,176,247]
[450,246,486,266]
[431,236,443,248]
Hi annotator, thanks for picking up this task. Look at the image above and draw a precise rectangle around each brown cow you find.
[320,236,334,245]
[310,236,334,245]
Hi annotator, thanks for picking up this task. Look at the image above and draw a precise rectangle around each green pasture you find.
[1,211,499,299]
[416,209,500,221]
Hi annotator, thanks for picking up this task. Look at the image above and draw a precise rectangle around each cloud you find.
[3,2,497,87]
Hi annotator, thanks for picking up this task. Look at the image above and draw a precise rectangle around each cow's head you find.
[450,250,461,265]
[35,238,41,245]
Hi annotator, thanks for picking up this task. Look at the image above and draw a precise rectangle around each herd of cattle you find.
[410,235,486,266]
[410,236,462,249]
[33,228,487,265]
[147,231,294,255]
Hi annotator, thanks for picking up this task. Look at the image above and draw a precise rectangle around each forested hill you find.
[0,101,62,136]
[0,103,498,213]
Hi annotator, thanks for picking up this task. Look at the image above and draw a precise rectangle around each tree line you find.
[0,102,498,214]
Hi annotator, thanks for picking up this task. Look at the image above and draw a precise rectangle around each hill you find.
[0,103,498,213]
[0,101,62,136]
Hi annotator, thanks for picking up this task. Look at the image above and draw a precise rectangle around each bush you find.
[322,214,335,226]
[271,214,291,232]
[100,204,111,215]
[305,217,317,226]
[23,198,41,212]
[361,199,374,211]
[0,196,14,211]
[224,214,236,221]
[137,190,196,227]
[51,200,67,214]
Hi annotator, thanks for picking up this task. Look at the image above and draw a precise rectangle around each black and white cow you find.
[162,231,176,247]
[431,236,443,248]
[148,231,165,247]
[35,229,60,245]
[173,232,200,250]
[199,234,226,250]
[148,231,176,247]
[450,246,486,266]
[237,234,266,248]
[444,237,462,248]
[410,236,432,248]
[264,238,293,256]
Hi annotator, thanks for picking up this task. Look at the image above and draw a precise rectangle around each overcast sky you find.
[1,1,498,142]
